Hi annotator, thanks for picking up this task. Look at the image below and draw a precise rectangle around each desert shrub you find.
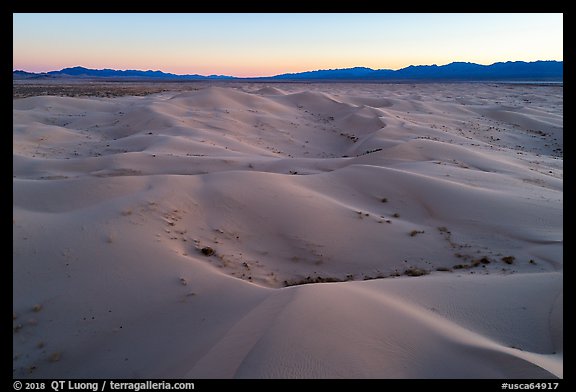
[284,275,345,287]
[404,267,429,277]
[201,247,215,256]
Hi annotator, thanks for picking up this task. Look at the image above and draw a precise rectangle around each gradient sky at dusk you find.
[13,13,563,77]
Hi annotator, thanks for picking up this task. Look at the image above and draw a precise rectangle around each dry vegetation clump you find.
[283,276,345,287]
[409,230,425,237]
[200,246,215,256]
[471,257,491,267]
[404,267,429,277]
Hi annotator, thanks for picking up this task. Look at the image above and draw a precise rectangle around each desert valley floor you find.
[13,82,563,378]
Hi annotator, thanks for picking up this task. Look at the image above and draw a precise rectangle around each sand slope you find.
[13,83,562,378]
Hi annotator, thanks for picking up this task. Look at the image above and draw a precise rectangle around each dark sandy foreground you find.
[13,80,205,98]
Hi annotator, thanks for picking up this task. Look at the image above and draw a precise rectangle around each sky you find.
[13,13,563,78]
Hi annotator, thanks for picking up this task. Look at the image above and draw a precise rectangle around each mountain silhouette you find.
[45,66,232,80]
[13,61,562,81]
[268,61,562,80]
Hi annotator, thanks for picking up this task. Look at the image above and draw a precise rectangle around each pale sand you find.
[13,82,562,378]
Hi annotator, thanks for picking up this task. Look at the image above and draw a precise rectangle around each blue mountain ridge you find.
[46,66,230,80]
[13,61,562,81]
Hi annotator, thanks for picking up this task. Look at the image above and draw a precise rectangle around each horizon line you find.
[13,59,563,79]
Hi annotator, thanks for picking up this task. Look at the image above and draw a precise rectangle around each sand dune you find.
[13,82,562,378]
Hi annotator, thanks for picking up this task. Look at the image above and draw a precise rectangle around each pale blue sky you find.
[13,13,563,77]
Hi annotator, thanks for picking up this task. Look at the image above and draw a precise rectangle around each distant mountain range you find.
[13,61,563,81]
[12,66,232,80]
